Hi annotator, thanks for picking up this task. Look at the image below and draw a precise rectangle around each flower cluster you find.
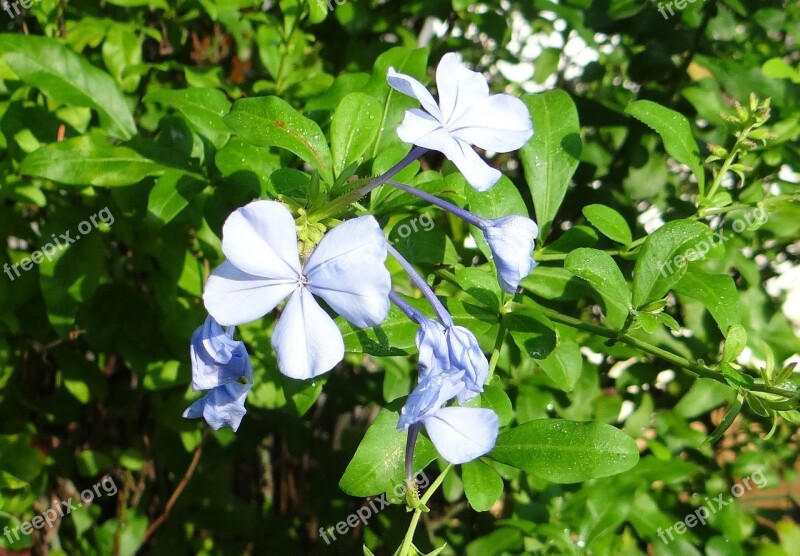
[184,53,537,468]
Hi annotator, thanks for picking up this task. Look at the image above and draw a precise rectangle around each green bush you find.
[0,1,798,554]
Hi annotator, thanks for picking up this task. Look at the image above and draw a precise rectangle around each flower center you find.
[296,274,310,288]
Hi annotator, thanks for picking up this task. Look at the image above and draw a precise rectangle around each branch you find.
[143,430,208,542]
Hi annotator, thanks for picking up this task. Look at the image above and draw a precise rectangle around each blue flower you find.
[398,373,499,464]
[183,316,253,432]
[480,215,539,293]
[189,316,252,391]
[183,381,252,432]
[387,53,533,191]
[416,318,489,403]
[202,200,391,379]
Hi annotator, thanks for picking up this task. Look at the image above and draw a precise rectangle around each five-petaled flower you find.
[387,52,533,191]
[203,200,391,380]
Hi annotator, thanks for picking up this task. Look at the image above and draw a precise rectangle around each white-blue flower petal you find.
[272,288,345,380]
[221,200,302,279]
[204,260,297,326]
[481,216,539,293]
[183,381,251,432]
[422,407,499,464]
[305,215,391,328]
[190,316,252,391]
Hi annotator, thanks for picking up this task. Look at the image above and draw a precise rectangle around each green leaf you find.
[505,308,557,359]
[215,138,282,196]
[146,170,206,226]
[722,324,747,361]
[520,90,582,240]
[339,408,437,497]
[224,96,333,184]
[674,270,742,333]
[625,100,705,194]
[631,219,711,309]
[705,393,745,445]
[537,340,583,392]
[144,88,232,148]
[490,419,639,483]
[331,92,381,177]
[565,248,631,329]
[21,135,170,186]
[105,0,168,6]
[477,383,514,426]
[462,459,504,511]
[673,378,734,419]
[582,204,632,246]
[339,305,418,356]
[39,230,106,338]
[0,34,136,140]
[76,450,113,477]
[362,47,429,156]
[0,470,28,491]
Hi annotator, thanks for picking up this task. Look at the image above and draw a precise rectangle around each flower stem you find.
[404,423,421,481]
[389,290,426,324]
[524,298,799,399]
[312,147,428,221]
[432,268,798,400]
[397,464,453,556]
[486,320,507,382]
[386,180,486,227]
[388,245,453,327]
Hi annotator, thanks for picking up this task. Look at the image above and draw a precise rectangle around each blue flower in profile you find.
[189,316,252,391]
[398,372,499,464]
[479,215,538,293]
[183,316,253,432]
[416,318,489,403]
[202,200,391,380]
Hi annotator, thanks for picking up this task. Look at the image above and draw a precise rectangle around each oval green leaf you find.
[224,96,333,184]
[582,204,632,246]
[490,419,639,483]
[0,34,136,140]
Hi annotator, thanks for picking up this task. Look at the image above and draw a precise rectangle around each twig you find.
[142,430,208,542]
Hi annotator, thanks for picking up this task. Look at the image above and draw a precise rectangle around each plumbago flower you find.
[183,316,253,431]
[387,52,533,191]
[390,290,498,464]
[480,215,539,293]
[385,180,539,293]
[416,317,488,403]
[203,200,391,380]
[398,349,499,465]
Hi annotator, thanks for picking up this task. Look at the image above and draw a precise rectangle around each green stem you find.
[397,464,453,556]
[487,320,507,382]
[311,147,427,221]
[525,300,798,399]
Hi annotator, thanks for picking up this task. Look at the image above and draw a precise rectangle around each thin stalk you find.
[388,245,453,327]
[386,180,486,227]
[404,424,421,481]
[389,290,426,324]
[397,464,453,556]
[526,300,799,399]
